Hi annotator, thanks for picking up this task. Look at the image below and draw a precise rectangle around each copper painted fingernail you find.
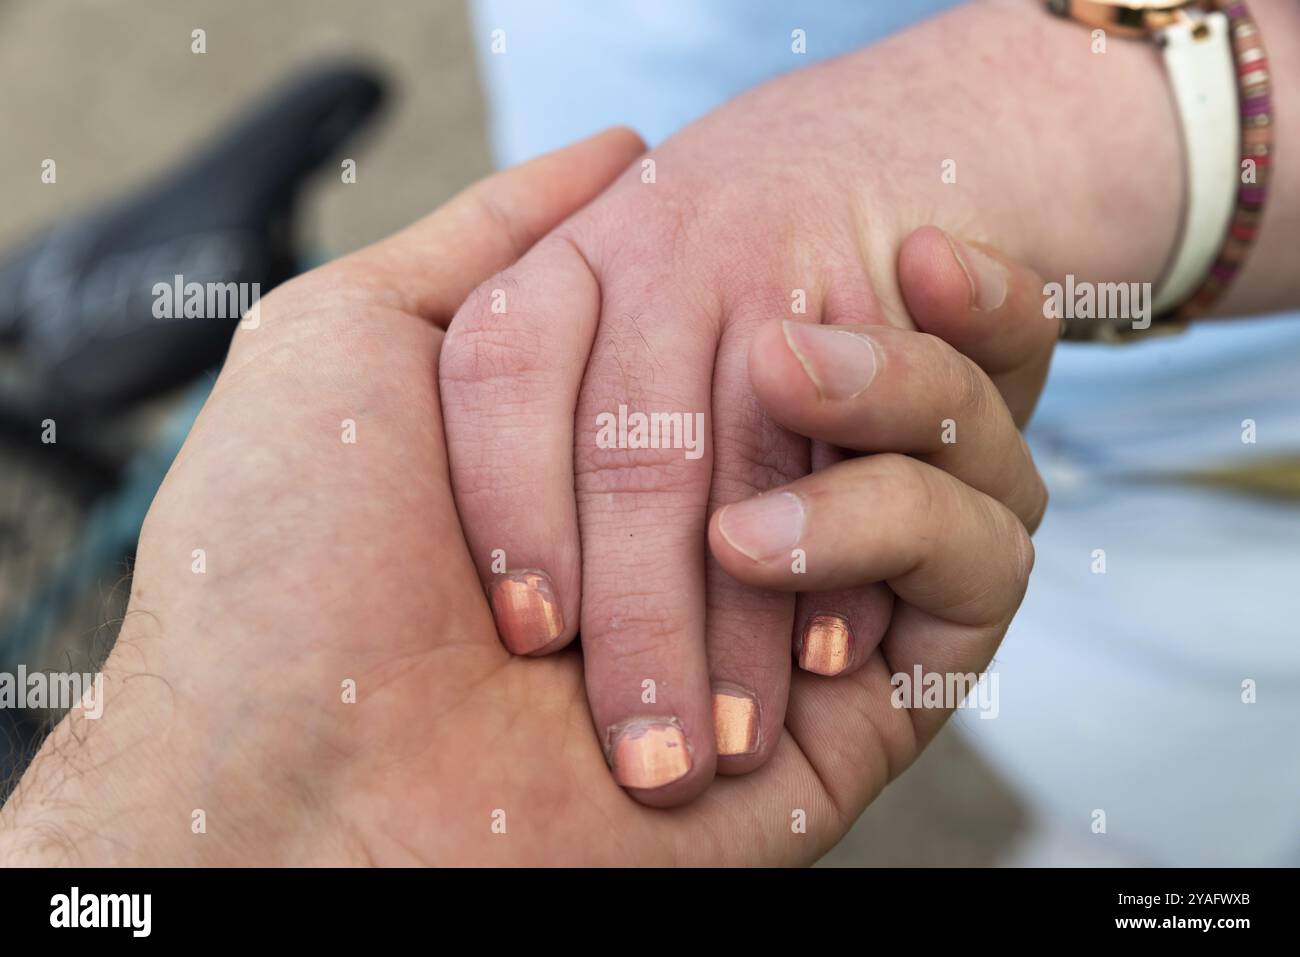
[799,613,852,676]
[489,569,563,655]
[712,687,760,756]
[608,719,692,790]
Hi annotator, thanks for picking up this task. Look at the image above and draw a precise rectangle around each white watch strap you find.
[1152,11,1240,316]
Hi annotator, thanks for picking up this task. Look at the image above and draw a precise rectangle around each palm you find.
[135,272,899,865]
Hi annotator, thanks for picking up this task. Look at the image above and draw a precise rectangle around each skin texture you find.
[0,130,1042,866]
[6,0,1296,860]
[439,0,1300,805]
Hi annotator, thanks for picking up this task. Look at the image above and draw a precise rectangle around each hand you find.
[439,1,1115,805]
[0,130,993,866]
[710,229,1055,760]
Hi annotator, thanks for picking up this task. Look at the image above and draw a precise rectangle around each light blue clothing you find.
[472,0,965,163]
[965,317,1300,866]
[473,0,1300,864]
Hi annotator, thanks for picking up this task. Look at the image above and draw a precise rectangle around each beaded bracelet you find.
[1173,0,1274,319]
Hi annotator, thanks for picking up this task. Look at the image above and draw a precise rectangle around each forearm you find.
[796,0,1298,316]
[0,622,352,866]
[0,665,180,865]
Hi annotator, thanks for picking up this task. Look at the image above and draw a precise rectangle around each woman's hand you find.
[432,0,1189,805]
[443,192,1059,807]
[438,0,1300,806]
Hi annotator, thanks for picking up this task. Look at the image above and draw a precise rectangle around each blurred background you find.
[0,0,1027,865]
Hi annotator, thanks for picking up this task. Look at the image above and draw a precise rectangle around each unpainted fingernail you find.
[608,718,693,789]
[716,490,805,563]
[712,686,760,756]
[490,569,563,654]
[782,321,878,399]
[945,234,1008,312]
[798,613,853,676]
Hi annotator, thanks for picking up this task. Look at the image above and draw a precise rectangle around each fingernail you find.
[608,718,692,790]
[945,234,1008,312]
[782,321,878,399]
[799,614,852,676]
[489,569,563,654]
[717,491,805,563]
[712,686,760,756]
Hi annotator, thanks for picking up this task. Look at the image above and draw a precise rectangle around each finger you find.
[896,226,1057,427]
[714,454,1032,753]
[345,126,644,326]
[749,320,1047,530]
[572,248,721,807]
[788,443,896,680]
[675,624,993,863]
[708,453,1033,627]
[439,235,600,656]
[704,300,806,775]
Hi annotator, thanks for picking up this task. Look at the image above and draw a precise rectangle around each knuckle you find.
[1023,468,1050,534]
[712,403,808,500]
[849,453,942,552]
[577,448,707,499]
[584,185,709,276]
[1001,435,1050,534]
[465,184,530,258]
[440,279,550,388]
[223,269,385,373]
[574,374,713,501]
[1009,517,1036,588]
[913,332,992,440]
[581,585,691,655]
[951,351,992,421]
[983,494,1036,608]
[448,458,539,503]
[905,462,945,535]
[870,452,935,510]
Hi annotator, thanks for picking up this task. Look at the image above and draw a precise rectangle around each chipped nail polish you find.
[608,718,692,789]
[490,569,563,654]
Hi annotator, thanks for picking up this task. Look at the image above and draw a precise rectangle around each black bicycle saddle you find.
[0,62,386,420]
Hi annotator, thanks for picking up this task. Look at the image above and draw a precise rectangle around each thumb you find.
[897,225,1057,427]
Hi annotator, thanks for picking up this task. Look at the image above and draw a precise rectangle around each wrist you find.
[866,0,1183,285]
[0,677,185,865]
[0,622,346,866]
[837,0,1296,317]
